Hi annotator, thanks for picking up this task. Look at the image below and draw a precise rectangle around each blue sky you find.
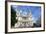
[12,5,41,23]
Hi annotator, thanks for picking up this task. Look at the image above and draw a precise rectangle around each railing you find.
[18,19,32,22]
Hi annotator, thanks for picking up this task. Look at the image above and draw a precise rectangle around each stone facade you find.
[14,11,33,28]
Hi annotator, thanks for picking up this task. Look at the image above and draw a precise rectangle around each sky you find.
[12,5,41,23]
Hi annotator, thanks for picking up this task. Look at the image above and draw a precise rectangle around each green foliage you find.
[11,6,18,28]
[34,17,41,27]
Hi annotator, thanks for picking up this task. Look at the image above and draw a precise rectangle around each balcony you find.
[18,20,32,22]
[18,18,32,22]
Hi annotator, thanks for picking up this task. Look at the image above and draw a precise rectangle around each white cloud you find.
[12,5,18,8]
[32,16,37,23]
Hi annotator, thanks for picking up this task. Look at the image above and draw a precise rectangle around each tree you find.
[34,16,41,27]
[11,6,18,28]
